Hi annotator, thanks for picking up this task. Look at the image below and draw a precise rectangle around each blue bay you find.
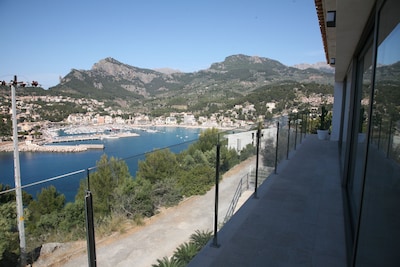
[0,127,201,202]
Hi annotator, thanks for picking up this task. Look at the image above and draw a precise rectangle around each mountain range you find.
[50,54,334,111]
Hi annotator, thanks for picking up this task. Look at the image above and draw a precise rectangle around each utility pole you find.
[11,75,26,266]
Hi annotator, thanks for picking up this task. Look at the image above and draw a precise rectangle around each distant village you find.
[0,93,333,143]
[0,95,263,141]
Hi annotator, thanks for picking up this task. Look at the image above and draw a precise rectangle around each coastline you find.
[0,123,238,153]
[0,142,104,153]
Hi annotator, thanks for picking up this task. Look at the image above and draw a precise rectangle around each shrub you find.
[172,242,198,265]
[189,229,212,250]
[152,256,184,267]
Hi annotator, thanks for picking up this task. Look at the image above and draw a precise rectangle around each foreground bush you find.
[153,229,212,267]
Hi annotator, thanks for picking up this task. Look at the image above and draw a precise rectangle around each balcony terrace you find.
[189,135,347,266]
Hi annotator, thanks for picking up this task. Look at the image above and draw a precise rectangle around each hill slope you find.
[49,55,333,112]
[50,55,333,102]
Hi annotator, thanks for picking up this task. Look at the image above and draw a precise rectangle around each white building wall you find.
[227,127,277,152]
[331,82,344,141]
[342,68,354,145]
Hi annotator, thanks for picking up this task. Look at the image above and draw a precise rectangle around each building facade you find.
[319,0,400,265]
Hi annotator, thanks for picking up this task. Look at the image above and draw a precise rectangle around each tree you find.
[0,114,12,137]
[137,149,178,184]
[262,130,289,167]
[76,154,132,217]
[239,143,256,161]
[58,200,86,239]
[262,138,276,167]
[188,128,219,153]
[152,177,182,208]
[178,165,214,196]
[0,184,14,204]
[0,184,32,206]
[220,146,239,172]
[0,202,19,266]
[181,154,195,171]
[112,177,155,218]
[0,185,32,265]
[28,186,65,227]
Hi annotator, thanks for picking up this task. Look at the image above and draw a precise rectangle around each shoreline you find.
[0,142,105,153]
[0,124,238,153]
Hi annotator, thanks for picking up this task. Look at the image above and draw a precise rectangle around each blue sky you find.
[1,0,325,88]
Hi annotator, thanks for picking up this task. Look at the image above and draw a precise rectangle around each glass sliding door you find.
[347,41,373,234]
[354,0,400,266]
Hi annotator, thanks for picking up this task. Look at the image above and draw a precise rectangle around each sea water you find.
[0,127,201,202]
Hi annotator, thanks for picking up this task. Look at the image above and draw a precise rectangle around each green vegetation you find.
[318,105,331,130]
[152,229,213,267]
[1,75,335,126]
[43,55,334,116]
[152,256,184,267]
[0,128,255,265]
[0,184,32,266]
[177,81,334,120]
[35,100,86,122]
[0,114,12,138]
[0,202,19,266]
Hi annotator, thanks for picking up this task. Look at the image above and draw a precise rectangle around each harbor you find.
[0,142,104,153]
[0,128,142,153]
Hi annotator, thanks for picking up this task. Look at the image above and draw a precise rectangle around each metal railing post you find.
[274,121,280,174]
[304,112,308,138]
[212,135,221,248]
[378,119,382,150]
[299,113,303,144]
[371,120,375,145]
[85,168,97,267]
[254,124,261,199]
[287,116,291,160]
[386,119,393,159]
[294,113,298,150]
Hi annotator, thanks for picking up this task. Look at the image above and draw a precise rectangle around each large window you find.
[349,45,373,225]
[354,0,400,266]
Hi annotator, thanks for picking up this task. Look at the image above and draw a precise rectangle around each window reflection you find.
[373,23,400,161]
[355,0,400,265]
[350,54,371,224]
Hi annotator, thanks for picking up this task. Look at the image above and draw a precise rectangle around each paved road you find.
[60,157,257,267]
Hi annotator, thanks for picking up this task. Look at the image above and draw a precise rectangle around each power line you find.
[0,137,199,196]
[0,127,241,197]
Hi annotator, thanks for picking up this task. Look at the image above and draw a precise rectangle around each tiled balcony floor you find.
[189,135,347,267]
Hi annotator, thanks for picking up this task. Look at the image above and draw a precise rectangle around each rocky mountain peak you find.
[209,54,285,71]
[292,62,334,73]
[92,57,130,75]
[52,54,335,105]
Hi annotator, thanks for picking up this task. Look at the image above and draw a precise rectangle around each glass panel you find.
[341,77,352,177]
[355,0,400,265]
[349,46,373,226]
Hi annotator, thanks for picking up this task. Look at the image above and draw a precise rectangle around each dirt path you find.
[35,156,257,267]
